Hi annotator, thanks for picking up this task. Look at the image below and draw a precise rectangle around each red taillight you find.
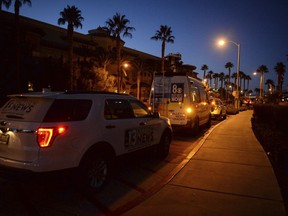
[36,126,67,148]
[56,126,67,135]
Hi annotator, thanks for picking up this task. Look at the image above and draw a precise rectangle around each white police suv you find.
[0,91,172,191]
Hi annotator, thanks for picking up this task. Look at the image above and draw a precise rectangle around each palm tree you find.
[239,71,245,92]
[231,72,237,91]
[201,64,208,80]
[58,5,84,90]
[132,57,149,100]
[219,72,225,89]
[254,88,260,96]
[218,72,225,99]
[241,73,246,93]
[274,62,286,95]
[104,13,135,92]
[93,47,114,73]
[151,25,175,73]
[13,0,31,15]
[265,79,275,93]
[256,65,269,98]
[206,70,214,88]
[225,62,234,85]
[246,75,251,94]
[92,47,115,89]
[212,72,219,89]
[0,0,11,10]
[13,0,32,92]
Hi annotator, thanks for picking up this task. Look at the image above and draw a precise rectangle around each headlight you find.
[186,107,193,114]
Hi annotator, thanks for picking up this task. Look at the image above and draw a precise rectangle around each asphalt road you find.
[0,120,220,216]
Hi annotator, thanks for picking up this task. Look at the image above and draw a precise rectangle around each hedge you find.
[252,104,288,130]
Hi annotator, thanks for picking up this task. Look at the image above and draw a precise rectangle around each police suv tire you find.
[78,151,110,193]
[217,112,223,121]
[156,131,171,159]
[206,115,212,128]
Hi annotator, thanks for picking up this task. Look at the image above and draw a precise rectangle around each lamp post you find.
[253,71,264,98]
[218,39,241,110]
[119,62,129,93]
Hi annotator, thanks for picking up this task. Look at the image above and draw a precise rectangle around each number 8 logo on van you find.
[171,83,183,94]
[171,83,184,102]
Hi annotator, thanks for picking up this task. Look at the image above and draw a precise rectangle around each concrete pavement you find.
[124,110,286,216]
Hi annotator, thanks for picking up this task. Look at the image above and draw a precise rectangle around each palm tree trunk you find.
[14,0,21,92]
[260,72,264,98]
[116,36,121,92]
[228,69,231,85]
[137,70,140,99]
[68,25,74,90]
[161,41,165,72]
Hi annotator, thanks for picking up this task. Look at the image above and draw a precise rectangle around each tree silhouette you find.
[58,5,84,90]
[274,62,286,95]
[225,62,234,85]
[151,25,175,73]
[0,0,11,10]
[104,12,135,92]
[201,64,208,80]
[13,0,32,92]
[256,65,269,98]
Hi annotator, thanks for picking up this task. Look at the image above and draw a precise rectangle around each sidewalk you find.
[124,110,286,216]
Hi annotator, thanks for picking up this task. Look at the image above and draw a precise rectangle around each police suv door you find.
[103,98,161,156]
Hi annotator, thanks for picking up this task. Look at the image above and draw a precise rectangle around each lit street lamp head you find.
[218,39,226,46]
[123,63,129,68]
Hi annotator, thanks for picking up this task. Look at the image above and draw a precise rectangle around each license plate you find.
[0,133,9,145]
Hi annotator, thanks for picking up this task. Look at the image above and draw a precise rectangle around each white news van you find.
[150,72,211,134]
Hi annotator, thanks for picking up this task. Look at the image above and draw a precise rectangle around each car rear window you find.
[0,97,53,122]
[43,99,92,122]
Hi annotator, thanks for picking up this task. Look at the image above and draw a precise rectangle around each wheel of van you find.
[191,117,200,136]
[205,115,211,128]
[156,131,171,159]
[78,152,110,193]
[217,112,223,121]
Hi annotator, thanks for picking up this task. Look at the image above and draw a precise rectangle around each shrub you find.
[252,104,288,130]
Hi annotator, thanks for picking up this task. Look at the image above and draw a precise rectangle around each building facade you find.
[0,11,198,101]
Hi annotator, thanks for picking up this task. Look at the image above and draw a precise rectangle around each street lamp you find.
[218,39,241,110]
[117,62,130,93]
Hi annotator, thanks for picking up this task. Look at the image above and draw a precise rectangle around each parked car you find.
[0,91,172,192]
[210,98,227,120]
[280,92,288,104]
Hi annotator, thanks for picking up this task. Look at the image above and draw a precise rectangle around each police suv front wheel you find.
[156,131,172,159]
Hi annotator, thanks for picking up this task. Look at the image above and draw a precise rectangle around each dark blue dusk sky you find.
[4,0,288,92]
